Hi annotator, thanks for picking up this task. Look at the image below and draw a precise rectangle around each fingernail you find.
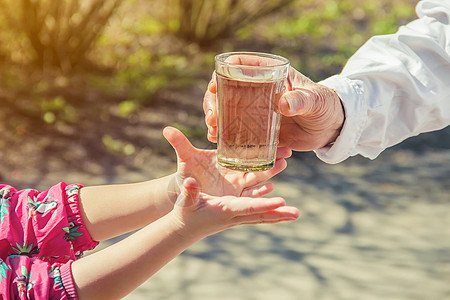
[206,110,212,119]
[208,80,215,92]
[284,95,297,114]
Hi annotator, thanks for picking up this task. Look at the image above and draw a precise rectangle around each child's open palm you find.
[163,127,291,198]
[170,177,300,240]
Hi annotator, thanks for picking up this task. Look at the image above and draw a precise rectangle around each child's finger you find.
[163,126,196,161]
[243,158,288,187]
[275,147,292,159]
[176,177,200,208]
[243,147,291,188]
[232,206,300,224]
[226,197,286,216]
[241,183,274,198]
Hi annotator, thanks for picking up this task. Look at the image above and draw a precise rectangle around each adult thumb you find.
[176,177,200,208]
[279,88,318,117]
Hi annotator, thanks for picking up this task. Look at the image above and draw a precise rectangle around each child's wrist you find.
[166,211,203,244]
[167,173,182,204]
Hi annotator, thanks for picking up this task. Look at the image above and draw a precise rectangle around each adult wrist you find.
[327,92,346,146]
[316,75,367,164]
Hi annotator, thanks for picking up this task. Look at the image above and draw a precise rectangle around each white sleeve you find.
[315,0,450,164]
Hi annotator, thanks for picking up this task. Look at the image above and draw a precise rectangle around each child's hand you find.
[169,178,300,241]
[163,126,291,199]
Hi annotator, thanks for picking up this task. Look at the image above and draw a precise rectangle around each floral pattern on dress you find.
[11,242,41,257]
[27,195,58,220]
[0,187,11,224]
[0,258,11,284]
[0,182,99,298]
[14,264,34,297]
[49,265,64,290]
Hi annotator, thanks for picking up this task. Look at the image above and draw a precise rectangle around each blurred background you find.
[0,0,449,299]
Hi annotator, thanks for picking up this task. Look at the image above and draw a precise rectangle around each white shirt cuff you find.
[314,75,368,164]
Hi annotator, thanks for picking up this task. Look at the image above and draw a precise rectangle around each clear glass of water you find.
[215,52,290,172]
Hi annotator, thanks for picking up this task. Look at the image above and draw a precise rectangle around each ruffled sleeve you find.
[0,182,98,263]
[0,182,100,299]
[0,255,78,299]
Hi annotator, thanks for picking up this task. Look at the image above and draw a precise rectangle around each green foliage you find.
[97,49,193,104]
[102,134,136,156]
[118,100,139,118]
[157,0,295,47]
[34,95,78,124]
[252,0,417,79]
[169,123,205,141]
[136,18,164,35]
[0,0,122,72]
[370,2,416,35]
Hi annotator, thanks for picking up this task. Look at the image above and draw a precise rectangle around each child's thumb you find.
[163,126,193,161]
[176,177,200,208]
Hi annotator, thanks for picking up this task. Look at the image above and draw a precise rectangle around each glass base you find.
[217,158,275,172]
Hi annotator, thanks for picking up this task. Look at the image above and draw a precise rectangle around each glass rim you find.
[215,51,290,70]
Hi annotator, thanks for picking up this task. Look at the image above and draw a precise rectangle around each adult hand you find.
[170,177,300,240]
[163,126,291,198]
[203,63,345,151]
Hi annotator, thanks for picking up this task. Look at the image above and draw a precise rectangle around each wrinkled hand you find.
[203,63,345,151]
[163,126,291,199]
[170,177,300,240]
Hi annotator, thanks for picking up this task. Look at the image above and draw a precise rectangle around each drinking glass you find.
[215,52,290,171]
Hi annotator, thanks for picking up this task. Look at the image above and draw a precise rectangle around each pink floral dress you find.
[0,182,99,299]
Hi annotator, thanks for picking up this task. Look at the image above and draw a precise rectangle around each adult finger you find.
[207,126,218,143]
[203,73,217,124]
[279,88,319,117]
[203,76,218,143]
[208,72,217,93]
[224,54,281,67]
[203,90,218,127]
